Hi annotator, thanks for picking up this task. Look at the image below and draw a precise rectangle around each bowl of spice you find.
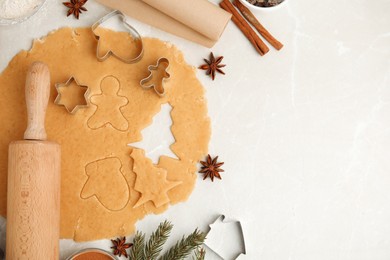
[238,0,287,12]
[66,248,118,260]
[0,0,46,25]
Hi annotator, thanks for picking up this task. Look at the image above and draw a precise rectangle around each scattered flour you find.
[0,0,43,19]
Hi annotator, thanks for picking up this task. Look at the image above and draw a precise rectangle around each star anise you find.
[199,154,224,181]
[198,52,226,81]
[63,0,88,19]
[110,237,133,258]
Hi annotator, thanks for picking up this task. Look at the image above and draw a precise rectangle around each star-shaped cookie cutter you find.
[92,10,144,63]
[140,57,171,97]
[54,76,90,114]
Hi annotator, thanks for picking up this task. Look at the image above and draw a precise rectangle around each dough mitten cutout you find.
[81,157,130,211]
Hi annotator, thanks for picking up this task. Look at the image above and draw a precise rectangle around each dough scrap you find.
[0,28,210,241]
[131,149,181,208]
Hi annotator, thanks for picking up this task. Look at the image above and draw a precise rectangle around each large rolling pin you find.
[6,62,61,259]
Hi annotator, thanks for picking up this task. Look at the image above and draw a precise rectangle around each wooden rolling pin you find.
[6,62,61,259]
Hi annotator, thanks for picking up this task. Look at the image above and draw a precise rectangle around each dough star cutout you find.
[131,149,181,208]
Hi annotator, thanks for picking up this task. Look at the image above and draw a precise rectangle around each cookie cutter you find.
[205,215,246,259]
[140,57,171,97]
[54,76,90,114]
[92,10,144,63]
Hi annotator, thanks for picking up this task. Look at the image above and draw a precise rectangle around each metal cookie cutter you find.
[205,215,246,259]
[140,57,171,97]
[54,76,90,114]
[92,10,144,63]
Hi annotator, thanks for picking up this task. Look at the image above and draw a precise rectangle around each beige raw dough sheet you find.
[0,27,210,241]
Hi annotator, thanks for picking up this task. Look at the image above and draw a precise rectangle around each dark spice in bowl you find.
[246,0,284,7]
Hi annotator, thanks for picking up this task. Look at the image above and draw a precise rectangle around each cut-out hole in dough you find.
[129,103,178,164]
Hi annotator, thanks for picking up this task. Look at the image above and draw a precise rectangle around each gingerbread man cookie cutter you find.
[140,57,171,97]
[54,76,90,114]
[92,10,144,63]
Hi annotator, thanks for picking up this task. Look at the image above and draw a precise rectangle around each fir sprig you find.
[159,228,206,260]
[144,220,173,259]
[115,220,206,260]
[193,247,206,260]
[129,231,145,260]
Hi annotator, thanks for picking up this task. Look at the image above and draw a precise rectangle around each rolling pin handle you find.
[6,62,60,259]
[23,62,50,141]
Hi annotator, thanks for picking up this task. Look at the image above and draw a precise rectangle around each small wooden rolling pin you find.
[6,62,61,259]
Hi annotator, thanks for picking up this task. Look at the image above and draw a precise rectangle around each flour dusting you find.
[0,0,43,19]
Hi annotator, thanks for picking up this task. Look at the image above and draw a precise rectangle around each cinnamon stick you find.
[220,2,263,55]
[234,0,283,50]
[220,0,269,56]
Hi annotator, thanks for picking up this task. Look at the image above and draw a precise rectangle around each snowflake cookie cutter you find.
[92,10,144,63]
[140,57,171,97]
[54,76,90,114]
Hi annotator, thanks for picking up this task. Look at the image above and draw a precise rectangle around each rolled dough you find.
[0,28,210,241]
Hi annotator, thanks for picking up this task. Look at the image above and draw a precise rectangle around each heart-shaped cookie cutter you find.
[92,10,144,63]
[140,57,171,97]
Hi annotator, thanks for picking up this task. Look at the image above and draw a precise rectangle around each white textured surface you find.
[0,0,390,259]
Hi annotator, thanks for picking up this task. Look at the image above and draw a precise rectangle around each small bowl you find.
[66,248,118,260]
[0,0,46,25]
[238,0,288,13]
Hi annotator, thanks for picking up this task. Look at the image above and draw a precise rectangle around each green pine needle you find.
[129,231,146,260]
[159,228,206,260]
[144,220,173,259]
[118,221,205,260]
[193,247,206,260]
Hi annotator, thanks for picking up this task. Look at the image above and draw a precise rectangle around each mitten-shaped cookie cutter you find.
[92,10,144,63]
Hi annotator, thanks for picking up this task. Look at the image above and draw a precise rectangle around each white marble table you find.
[0,0,389,259]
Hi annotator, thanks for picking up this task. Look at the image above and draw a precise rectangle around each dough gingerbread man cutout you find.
[88,76,129,131]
